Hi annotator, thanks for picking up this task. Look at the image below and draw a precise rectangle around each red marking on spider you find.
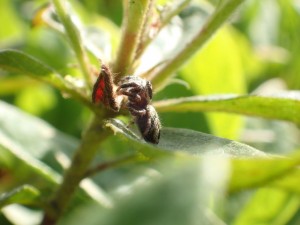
[92,74,105,104]
[91,64,161,144]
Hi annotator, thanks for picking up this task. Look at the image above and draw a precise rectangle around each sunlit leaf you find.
[180,27,249,138]
[0,76,39,95]
[233,188,300,225]
[0,49,67,92]
[105,119,266,157]
[0,49,55,77]
[154,92,300,126]
[0,185,41,208]
[229,155,300,193]
[0,49,93,108]
[270,169,300,195]
[0,0,24,42]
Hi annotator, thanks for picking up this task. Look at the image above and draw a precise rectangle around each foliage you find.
[0,0,300,224]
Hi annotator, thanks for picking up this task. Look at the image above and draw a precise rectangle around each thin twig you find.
[134,0,191,62]
[85,154,139,177]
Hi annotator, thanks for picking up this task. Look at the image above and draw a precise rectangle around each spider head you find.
[118,76,153,105]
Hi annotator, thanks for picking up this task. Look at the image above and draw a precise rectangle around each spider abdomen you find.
[134,105,161,144]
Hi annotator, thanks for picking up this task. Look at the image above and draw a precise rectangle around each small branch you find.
[113,0,151,79]
[159,0,191,28]
[148,0,245,90]
[40,117,109,225]
[133,0,154,64]
[52,0,93,87]
[85,154,138,177]
[134,0,191,61]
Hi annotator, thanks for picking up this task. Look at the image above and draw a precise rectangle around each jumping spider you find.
[92,64,161,144]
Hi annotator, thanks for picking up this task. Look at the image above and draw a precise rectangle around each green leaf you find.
[59,159,229,225]
[0,49,55,77]
[106,119,300,195]
[0,49,66,91]
[180,27,247,95]
[154,92,300,126]
[270,168,300,195]
[180,27,248,138]
[0,185,41,208]
[0,49,93,108]
[105,119,266,157]
[0,76,39,95]
[0,0,24,42]
[61,152,300,225]
[233,188,300,225]
[0,101,71,190]
[229,155,300,193]
[0,101,111,207]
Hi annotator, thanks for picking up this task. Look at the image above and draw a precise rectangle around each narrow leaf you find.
[270,169,300,194]
[0,49,55,77]
[229,154,300,193]
[233,188,300,225]
[0,49,93,108]
[154,92,300,125]
[0,185,41,208]
[0,49,68,91]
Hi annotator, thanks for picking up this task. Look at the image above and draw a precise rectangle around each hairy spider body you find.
[133,105,161,144]
[117,76,161,144]
[92,64,161,144]
[92,64,120,111]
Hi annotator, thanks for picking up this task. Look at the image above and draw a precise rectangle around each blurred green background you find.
[0,0,299,153]
[1,1,300,225]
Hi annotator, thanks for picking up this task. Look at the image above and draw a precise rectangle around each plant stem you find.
[52,0,92,87]
[40,117,108,225]
[113,0,151,79]
[134,0,191,62]
[148,0,245,90]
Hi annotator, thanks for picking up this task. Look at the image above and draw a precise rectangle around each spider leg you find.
[127,104,147,117]
[118,88,142,102]
[117,85,142,95]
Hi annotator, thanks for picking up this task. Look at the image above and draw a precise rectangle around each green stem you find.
[149,0,245,90]
[113,0,151,79]
[40,117,109,225]
[134,0,191,62]
[52,0,92,87]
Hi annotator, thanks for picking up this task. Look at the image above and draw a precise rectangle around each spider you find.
[92,64,161,144]
[117,76,161,144]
